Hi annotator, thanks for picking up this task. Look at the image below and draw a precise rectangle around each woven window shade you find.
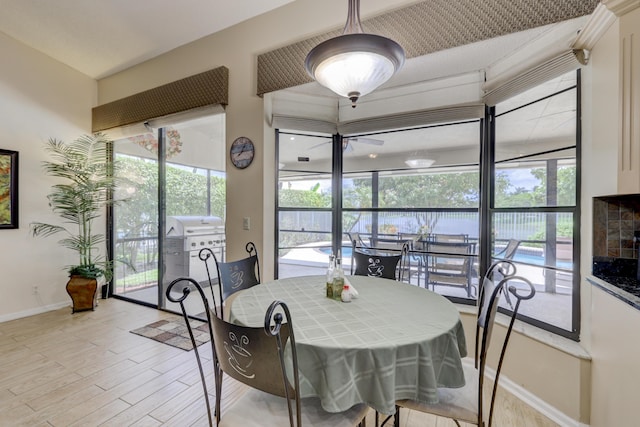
[272,115,337,134]
[483,51,583,106]
[257,0,598,96]
[272,103,483,134]
[338,104,484,135]
[92,66,228,132]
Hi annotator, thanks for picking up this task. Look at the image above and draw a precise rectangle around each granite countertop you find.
[590,257,640,310]
[588,276,640,311]
[592,275,640,296]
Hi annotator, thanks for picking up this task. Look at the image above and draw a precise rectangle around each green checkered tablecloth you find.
[229,275,467,415]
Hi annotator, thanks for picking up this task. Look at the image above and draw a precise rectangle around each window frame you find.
[274,70,582,341]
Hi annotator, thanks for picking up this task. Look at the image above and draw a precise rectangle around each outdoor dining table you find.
[227,274,468,416]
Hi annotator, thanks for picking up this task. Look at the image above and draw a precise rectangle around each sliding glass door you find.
[111,114,226,309]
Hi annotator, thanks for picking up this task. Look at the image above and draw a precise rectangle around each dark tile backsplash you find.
[593,194,640,259]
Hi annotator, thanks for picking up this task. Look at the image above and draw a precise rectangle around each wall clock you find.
[230,136,255,169]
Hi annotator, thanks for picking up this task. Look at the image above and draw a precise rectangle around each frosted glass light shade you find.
[305,33,404,107]
[405,158,435,168]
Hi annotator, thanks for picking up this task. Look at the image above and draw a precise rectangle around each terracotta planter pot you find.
[66,275,97,313]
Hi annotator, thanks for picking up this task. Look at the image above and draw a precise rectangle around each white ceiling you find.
[0,0,588,172]
[0,0,295,79]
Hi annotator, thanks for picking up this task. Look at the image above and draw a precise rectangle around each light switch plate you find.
[243,217,250,230]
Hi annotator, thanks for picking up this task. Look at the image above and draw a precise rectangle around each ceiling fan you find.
[308,136,384,153]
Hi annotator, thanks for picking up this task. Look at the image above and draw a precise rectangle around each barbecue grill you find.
[165,215,225,286]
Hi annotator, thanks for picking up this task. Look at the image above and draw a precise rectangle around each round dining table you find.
[228,274,468,416]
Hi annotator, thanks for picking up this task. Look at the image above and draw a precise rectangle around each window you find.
[111,114,226,308]
[490,70,580,339]
[276,121,482,303]
[342,122,481,301]
[276,130,333,278]
[274,69,581,339]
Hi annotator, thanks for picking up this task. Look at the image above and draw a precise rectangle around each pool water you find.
[320,246,572,269]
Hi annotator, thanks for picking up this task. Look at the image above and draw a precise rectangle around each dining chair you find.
[199,241,260,318]
[391,260,536,427]
[351,237,409,281]
[165,277,220,427]
[370,237,411,280]
[425,241,475,297]
[492,239,521,307]
[211,299,370,427]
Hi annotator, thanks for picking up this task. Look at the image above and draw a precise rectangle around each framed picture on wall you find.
[0,149,18,229]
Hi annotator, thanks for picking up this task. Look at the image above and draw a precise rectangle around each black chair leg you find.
[377,406,399,427]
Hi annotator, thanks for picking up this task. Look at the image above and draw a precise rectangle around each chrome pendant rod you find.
[343,0,363,35]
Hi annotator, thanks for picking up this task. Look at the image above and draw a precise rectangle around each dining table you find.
[227,274,468,416]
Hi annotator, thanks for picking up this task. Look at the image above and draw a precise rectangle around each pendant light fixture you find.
[305,0,405,108]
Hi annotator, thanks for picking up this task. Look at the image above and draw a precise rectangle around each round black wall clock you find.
[230,136,255,169]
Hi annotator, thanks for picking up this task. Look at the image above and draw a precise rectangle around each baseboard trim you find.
[0,301,70,323]
[484,365,589,427]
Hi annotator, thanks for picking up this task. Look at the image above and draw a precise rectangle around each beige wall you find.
[95,0,595,423]
[3,0,639,424]
[586,8,640,427]
[0,32,97,319]
[459,311,591,423]
[96,0,418,277]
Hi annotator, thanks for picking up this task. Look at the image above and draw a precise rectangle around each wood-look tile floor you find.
[0,299,559,426]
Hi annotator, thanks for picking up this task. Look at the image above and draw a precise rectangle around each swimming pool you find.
[319,246,572,269]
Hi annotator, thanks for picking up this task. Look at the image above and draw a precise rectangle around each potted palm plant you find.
[30,133,124,313]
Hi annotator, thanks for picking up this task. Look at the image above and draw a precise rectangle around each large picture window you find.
[275,69,580,339]
[490,70,580,339]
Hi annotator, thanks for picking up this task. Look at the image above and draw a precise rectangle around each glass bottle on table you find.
[333,257,345,300]
[326,254,335,298]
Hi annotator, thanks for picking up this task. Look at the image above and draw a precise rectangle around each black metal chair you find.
[199,241,260,318]
[492,239,521,307]
[211,300,369,427]
[351,247,407,281]
[392,260,535,427]
[165,277,220,427]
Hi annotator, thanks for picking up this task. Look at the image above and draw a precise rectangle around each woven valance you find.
[257,0,598,96]
[92,66,228,132]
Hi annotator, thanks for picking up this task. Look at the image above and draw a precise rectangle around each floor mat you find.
[130,318,210,351]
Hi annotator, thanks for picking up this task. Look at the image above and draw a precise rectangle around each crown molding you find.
[572,3,617,50]
[602,0,640,16]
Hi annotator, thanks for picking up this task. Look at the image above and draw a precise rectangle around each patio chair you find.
[347,231,370,250]
[393,260,535,427]
[494,239,521,261]
[211,300,369,427]
[425,241,475,297]
[432,233,469,243]
[400,233,429,286]
[199,241,260,318]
